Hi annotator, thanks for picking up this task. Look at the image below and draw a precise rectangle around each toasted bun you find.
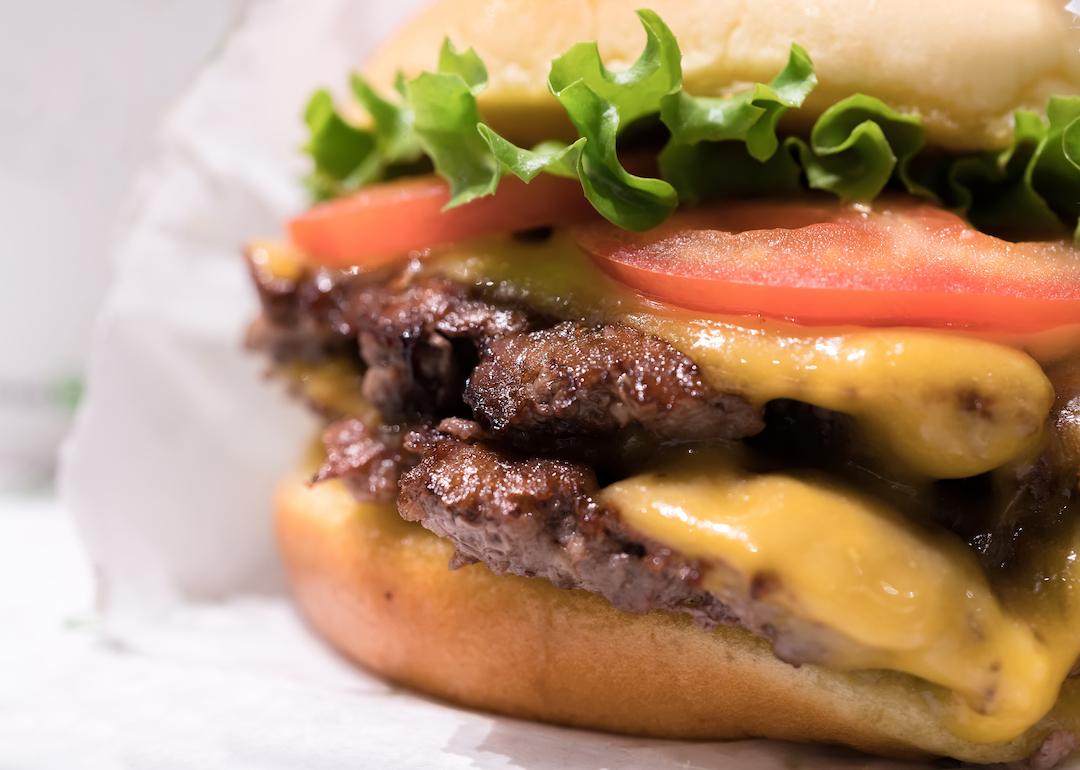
[275,464,1080,765]
[363,0,1080,152]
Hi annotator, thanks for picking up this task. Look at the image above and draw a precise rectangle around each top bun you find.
[365,0,1080,152]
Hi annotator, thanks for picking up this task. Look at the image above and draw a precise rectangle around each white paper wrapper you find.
[58,2,935,767]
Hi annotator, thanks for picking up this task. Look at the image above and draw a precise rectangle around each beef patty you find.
[248,250,1077,644]
[248,254,763,442]
[314,415,845,666]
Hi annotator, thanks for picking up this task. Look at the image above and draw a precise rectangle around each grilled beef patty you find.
[248,250,1077,645]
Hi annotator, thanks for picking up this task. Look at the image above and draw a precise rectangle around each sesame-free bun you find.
[275,464,1080,765]
[363,0,1080,152]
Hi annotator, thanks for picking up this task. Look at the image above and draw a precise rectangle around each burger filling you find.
[247,230,1080,745]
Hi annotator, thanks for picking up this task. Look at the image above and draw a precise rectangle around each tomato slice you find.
[574,198,1080,331]
[290,173,595,268]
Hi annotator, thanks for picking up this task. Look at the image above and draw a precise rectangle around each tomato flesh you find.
[290,174,594,268]
[574,198,1080,331]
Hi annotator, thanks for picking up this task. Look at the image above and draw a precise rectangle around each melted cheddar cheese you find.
[601,451,1079,743]
[250,239,305,282]
[424,233,1080,744]
[434,235,1058,477]
[631,316,1052,478]
[283,360,376,421]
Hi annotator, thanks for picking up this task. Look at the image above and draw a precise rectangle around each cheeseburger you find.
[245,0,1080,764]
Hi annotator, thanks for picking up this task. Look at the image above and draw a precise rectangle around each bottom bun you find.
[274,463,1080,765]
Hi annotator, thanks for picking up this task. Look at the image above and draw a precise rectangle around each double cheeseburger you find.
[245,0,1080,764]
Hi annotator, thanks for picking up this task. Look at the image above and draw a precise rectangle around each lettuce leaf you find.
[349,74,421,166]
[302,89,378,200]
[554,79,677,230]
[301,8,1080,239]
[1031,96,1080,237]
[405,71,498,206]
[660,44,815,161]
[302,77,423,200]
[791,95,926,201]
[659,43,815,200]
[546,9,680,229]
[941,96,1080,238]
[661,141,803,202]
[946,112,1062,236]
[548,9,682,129]
[437,39,488,94]
[405,46,586,207]
[476,130,583,181]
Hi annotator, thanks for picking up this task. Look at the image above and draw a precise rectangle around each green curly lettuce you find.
[350,74,421,166]
[790,95,927,201]
[302,89,377,200]
[945,112,1062,237]
[302,74,422,200]
[406,39,584,207]
[658,43,815,201]
[402,9,679,228]
[554,78,677,230]
[660,43,815,162]
[546,9,680,229]
[302,8,1080,239]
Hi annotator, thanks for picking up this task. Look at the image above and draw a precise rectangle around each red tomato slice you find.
[574,198,1080,331]
[290,173,595,268]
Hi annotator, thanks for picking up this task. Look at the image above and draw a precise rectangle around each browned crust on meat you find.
[275,462,1080,765]
[395,432,736,620]
[313,419,411,502]
[466,321,762,445]
[350,276,530,421]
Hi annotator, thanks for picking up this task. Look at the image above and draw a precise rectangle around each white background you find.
[0,0,249,485]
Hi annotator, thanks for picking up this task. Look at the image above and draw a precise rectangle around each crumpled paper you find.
[58,1,934,767]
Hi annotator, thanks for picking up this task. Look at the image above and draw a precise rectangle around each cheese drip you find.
[282,360,376,421]
[601,451,1080,744]
[632,316,1053,478]
[432,235,1055,478]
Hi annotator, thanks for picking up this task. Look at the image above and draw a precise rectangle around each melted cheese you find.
[249,240,304,282]
[283,360,376,421]
[425,234,1080,744]
[433,236,1056,477]
[601,451,1080,744]
[631,315,1053,478]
